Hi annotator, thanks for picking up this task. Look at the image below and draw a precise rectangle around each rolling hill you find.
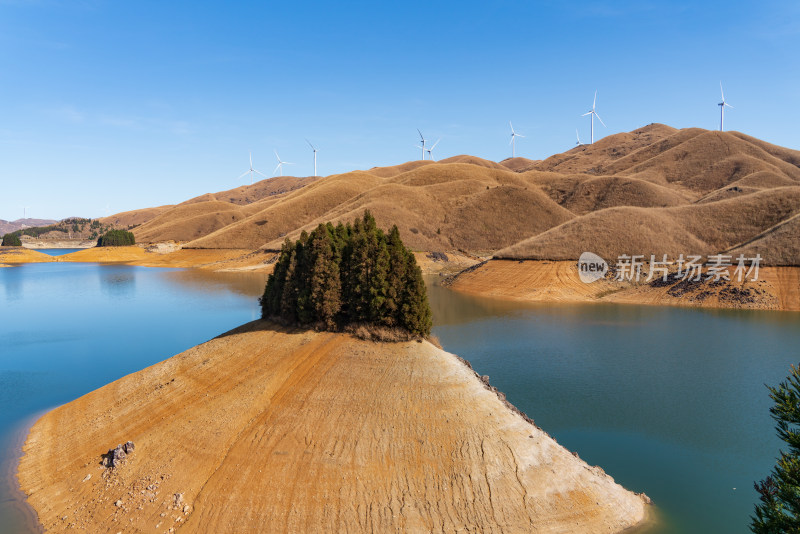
[104,124,800,265]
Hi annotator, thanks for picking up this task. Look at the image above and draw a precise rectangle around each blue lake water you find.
[32,248,85,257]
[0,263,798,533]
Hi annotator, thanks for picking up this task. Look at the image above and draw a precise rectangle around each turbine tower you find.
[718,82,733,132]
[425,138,441,161]
[581,90,606,144]
[237,151,267,185]
[273,150,293,176]
[417,129,426,160]
[509,122,525,158]
[306,139,318,176]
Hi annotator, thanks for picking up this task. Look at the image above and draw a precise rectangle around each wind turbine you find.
[509,122,525,158]
[273,150,293,176]
[718,82,733,132]
[237,151,267,185]
[581,90,606,144]
[306,139,318,176]
[425,138,441,161]
[417,129,426,160]
[21,206,30,219]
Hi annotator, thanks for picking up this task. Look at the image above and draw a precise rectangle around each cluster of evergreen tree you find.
[1,233,22,246]
[260,211,432,338]
[97,229,136,247]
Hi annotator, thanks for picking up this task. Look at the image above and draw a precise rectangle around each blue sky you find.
[1,0,798,220]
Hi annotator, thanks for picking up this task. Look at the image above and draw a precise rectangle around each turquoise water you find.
[0,264,798,533]
[0,263,268,533]
[427,279,800,533]
[34,248,84,256]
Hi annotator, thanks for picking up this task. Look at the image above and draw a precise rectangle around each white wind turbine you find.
[509,122,525,158]
[273,150,293,176]
[417,129,426,160]
[425,138,441,161]
[718,82,733,132]
[237,151,267,185]
[306,139,318,176]
[581,90,606,144]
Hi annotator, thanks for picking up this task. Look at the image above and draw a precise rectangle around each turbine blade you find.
[274,163,281,175]
[306,138,315,150]
[274,150,280,161]
[509,121,514,133]
[517,134,525,138]
[581,111,592,116]
[254,169,268,178]
[431,138,440,149]
[595,113,606,127]
[720,81,725,101]
[509,137,514,145]
[726,103,734,108]
[417,128,424,141]
[237,170,250,180]
[249,151,253,167]
[593,90,597,109]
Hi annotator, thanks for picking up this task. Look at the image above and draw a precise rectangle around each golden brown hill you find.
[222,163,575,253]
[18,323,649,533]
[99,205,173,229]
[726,213,800,266]
[531,174,689,214]
[496,186,800,262]
[500,157,540,172]
[179,176,319,206]
[438,155,509,170]
[133,201,251,243]
[100,124,800,264]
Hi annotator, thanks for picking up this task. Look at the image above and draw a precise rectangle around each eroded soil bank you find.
[18,323,648,533]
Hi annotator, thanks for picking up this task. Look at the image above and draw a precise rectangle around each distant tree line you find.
[97,229,136,247]
[1,233,22,246]
[260,211,432,338]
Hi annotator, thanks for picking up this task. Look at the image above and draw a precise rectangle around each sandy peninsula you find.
[18,322,649,533]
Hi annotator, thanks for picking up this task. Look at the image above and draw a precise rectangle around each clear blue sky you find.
[1,0,798,220]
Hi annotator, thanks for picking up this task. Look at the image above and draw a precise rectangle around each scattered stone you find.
[82,474,91,482]
[481,375,490,384]
[115,500,123,507]
[183,504,191,514]
[103,441,135,469]
[173,493,184,509]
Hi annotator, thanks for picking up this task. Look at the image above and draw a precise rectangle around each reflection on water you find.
[428,277,800,534]
[162,269,270,298]
[0,267,797,534]
[0,263,267,534]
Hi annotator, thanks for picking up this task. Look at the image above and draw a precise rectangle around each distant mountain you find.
[0,218,58,235]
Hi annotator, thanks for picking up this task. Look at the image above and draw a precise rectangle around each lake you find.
[1,263,798,533]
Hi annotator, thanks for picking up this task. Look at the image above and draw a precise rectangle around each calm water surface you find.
[33,248,85,257]
[428,279,800,534]
[0,264,798,533]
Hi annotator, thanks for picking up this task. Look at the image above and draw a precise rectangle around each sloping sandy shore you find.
[17,323,649,533]
[447,260,800,311]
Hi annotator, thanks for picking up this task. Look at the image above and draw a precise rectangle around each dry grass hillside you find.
[104,124,800,264]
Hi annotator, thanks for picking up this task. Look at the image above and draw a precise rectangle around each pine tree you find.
[259,211,433,339]
[399,251,433,337]
[752,365,800,533]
